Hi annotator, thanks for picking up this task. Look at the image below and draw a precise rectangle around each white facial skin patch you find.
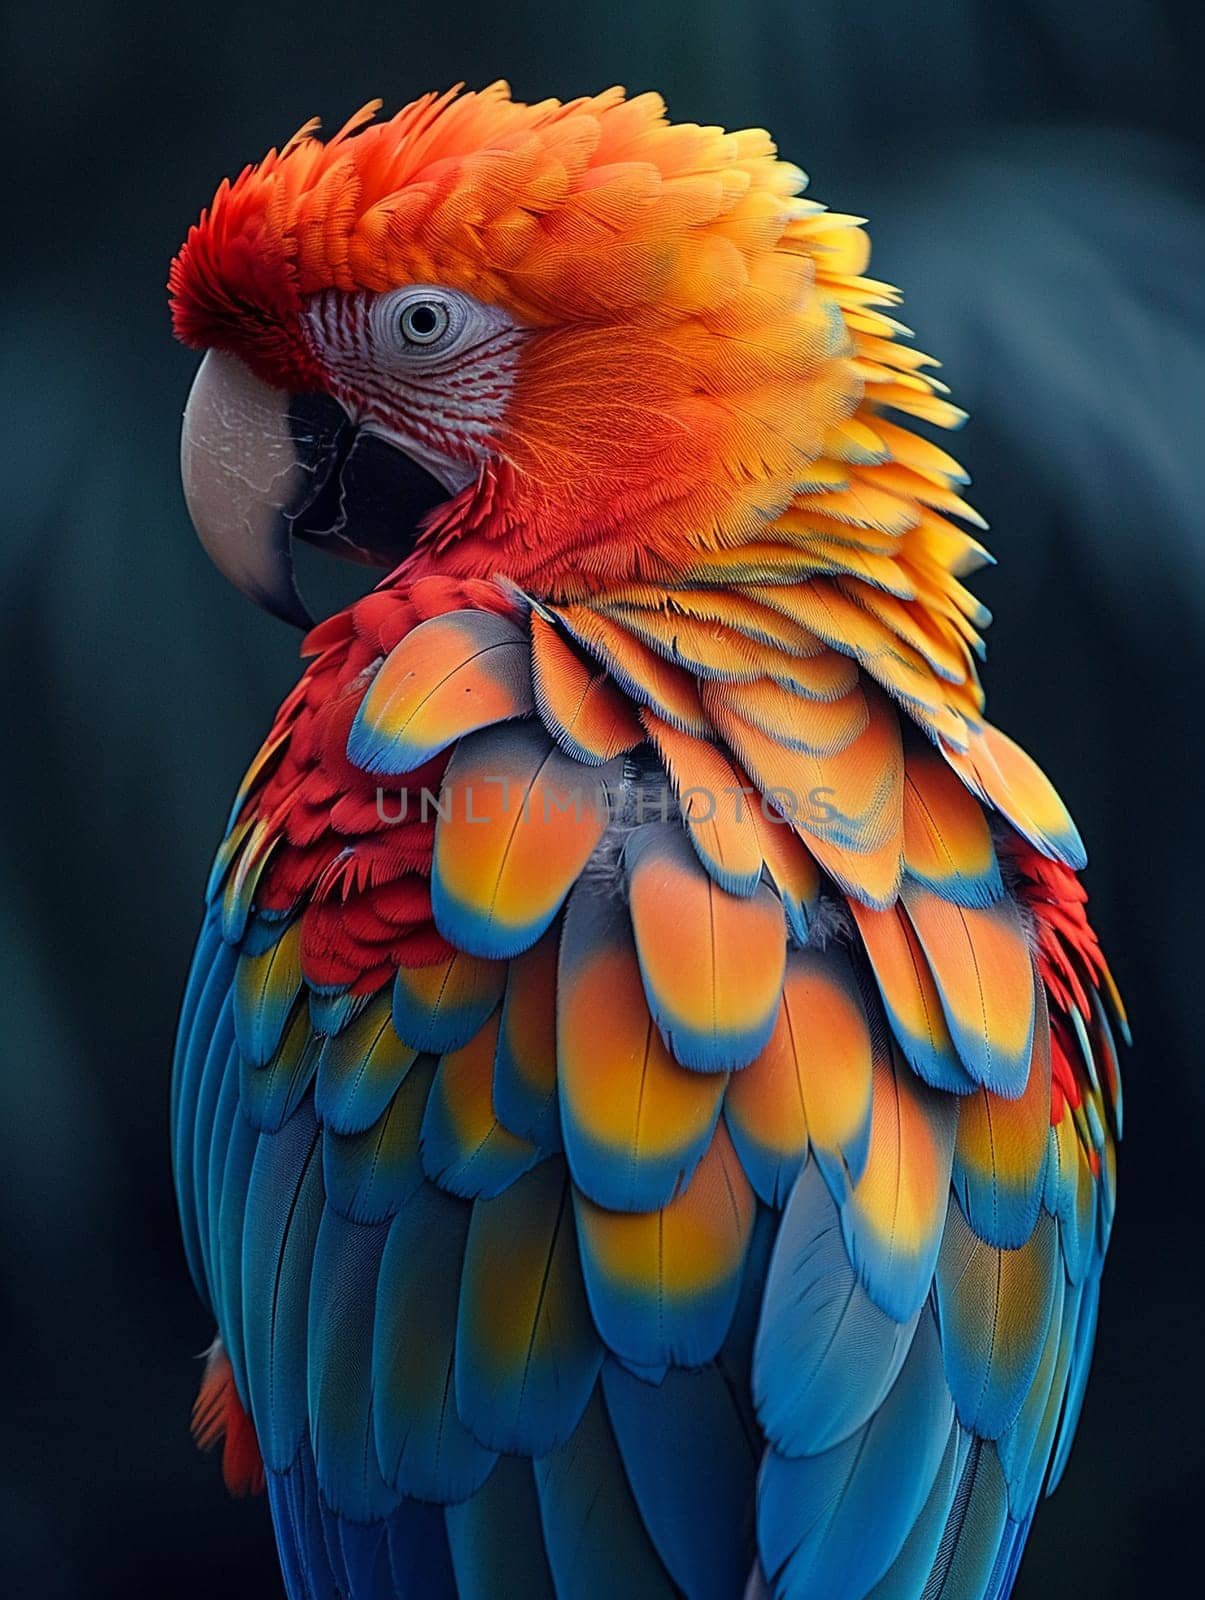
[303,285,529,493]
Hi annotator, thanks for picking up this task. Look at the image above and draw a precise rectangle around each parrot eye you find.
[369,285,500,362]
[398,298,450,346]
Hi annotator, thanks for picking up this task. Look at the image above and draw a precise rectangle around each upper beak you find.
[180,350,451,627]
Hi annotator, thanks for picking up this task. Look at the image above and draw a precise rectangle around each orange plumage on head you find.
[169,83,863,591]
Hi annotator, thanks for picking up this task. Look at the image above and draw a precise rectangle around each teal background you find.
[2,2,1202,1592]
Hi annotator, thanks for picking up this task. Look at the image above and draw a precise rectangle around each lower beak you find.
[180,350,451,626]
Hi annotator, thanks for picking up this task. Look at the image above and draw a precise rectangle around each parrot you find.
[168,84,1125,1600]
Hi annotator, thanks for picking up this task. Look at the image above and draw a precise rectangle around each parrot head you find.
[169,83,862,624]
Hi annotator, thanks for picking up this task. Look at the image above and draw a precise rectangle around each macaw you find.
[169,85,1125,1600]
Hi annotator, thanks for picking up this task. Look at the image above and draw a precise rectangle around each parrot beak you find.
[180,350,451,627]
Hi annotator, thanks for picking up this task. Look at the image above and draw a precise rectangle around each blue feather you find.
[898,889,1036,1098]
[951,1116,1050,1258]
[267,1448,340,1600]
[573,1131,755,1372]
[558,880,724,1210]
[839,1053,959,1324]
[921,1437,1010,1598]
[455,1158,601,1455]
[996,1267,1067,1511]
[264,1475,307,1600]
[1091,990,1125,1129]
[896,1028,979,1096]
[491,1017,562,1155]
[602,1360,758,1599]
[212,1087,259,1404]
[575,1238,749,1374]
[175,910,234,1066]
[371,1183,498,1502]
[322,1056,433,1224]
[315,993,419,1136]
[233,923,303,1066]
[935,1204,1060,1440]
[758,1306,954,1600]
[199,1013,241,1319]
[755,1163,920,1457]
[182,989,236,1307]
[385,1498,458,1598]
[984,1514,1032,1600]
[716,1203,779,1463]
[902,850,1005,910]
[445,1457,556,1599]
[723,1203,780,1386]
[862,1424,967,1599]
[172,909,229,1127]
[1046,1273,1100,1493]
[333,1518,393,1598]
[309,986,370,1037]
[269,1442,458,1600]
[306,1208,398,1521]
[241,1104,324,1473]
[420,1047,538,1199]
[206,813,251,905]
[1044,1131,1094,1286]
[392,954,504,1055]
[724,1108,807,1209]
[431,879,560,963]
[533,1387,676,1599]
[240,1004,319,1133]
[240,907,296,957]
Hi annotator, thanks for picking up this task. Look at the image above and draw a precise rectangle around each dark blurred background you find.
[2,1,1202,1594]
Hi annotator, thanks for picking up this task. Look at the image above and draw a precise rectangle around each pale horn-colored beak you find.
[180,350,451,626]
[181,350,337,626]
